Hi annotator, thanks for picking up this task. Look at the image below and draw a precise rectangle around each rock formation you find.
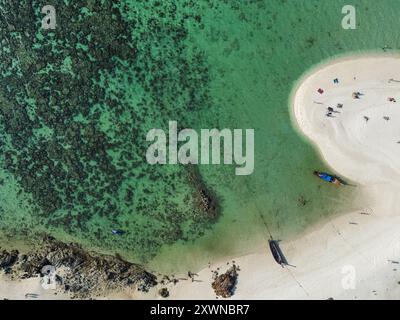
[0,236,157,298]
[211,265,238,298]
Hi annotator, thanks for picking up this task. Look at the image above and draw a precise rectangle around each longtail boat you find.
[268,239,288,267]
[313,171,343,186]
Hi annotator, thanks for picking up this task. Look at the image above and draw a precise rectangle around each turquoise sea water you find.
[148,0,398,272]
[0,0,398,274]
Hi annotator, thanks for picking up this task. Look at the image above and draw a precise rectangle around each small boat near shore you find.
[268,238,288,267]
[313,171,344,186]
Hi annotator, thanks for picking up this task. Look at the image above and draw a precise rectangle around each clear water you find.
[0,0,396,274]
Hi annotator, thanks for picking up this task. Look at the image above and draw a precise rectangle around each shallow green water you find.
[147,0,399,272]
[0,0,398,273]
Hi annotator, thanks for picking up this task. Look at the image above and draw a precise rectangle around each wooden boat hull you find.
[268,239,288,267]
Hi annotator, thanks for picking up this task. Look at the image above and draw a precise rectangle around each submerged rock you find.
[188,166,219,220]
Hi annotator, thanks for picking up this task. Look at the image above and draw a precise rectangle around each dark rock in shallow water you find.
[187,166,219,220]
[211,265,238,298]
[0,236,157,298]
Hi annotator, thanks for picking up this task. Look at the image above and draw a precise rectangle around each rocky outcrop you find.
[211,265,238,298]
[0,250,19,273]
[0,236,157,298]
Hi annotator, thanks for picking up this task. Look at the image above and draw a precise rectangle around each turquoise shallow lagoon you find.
[0,0,398,273]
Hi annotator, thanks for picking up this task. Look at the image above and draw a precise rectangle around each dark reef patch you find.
[0,0,219,261]
[188,166,220,220]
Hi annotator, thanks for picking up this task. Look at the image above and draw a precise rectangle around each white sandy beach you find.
[0,274,70,300]
[161,54,400,300]
[3,54,400,300]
